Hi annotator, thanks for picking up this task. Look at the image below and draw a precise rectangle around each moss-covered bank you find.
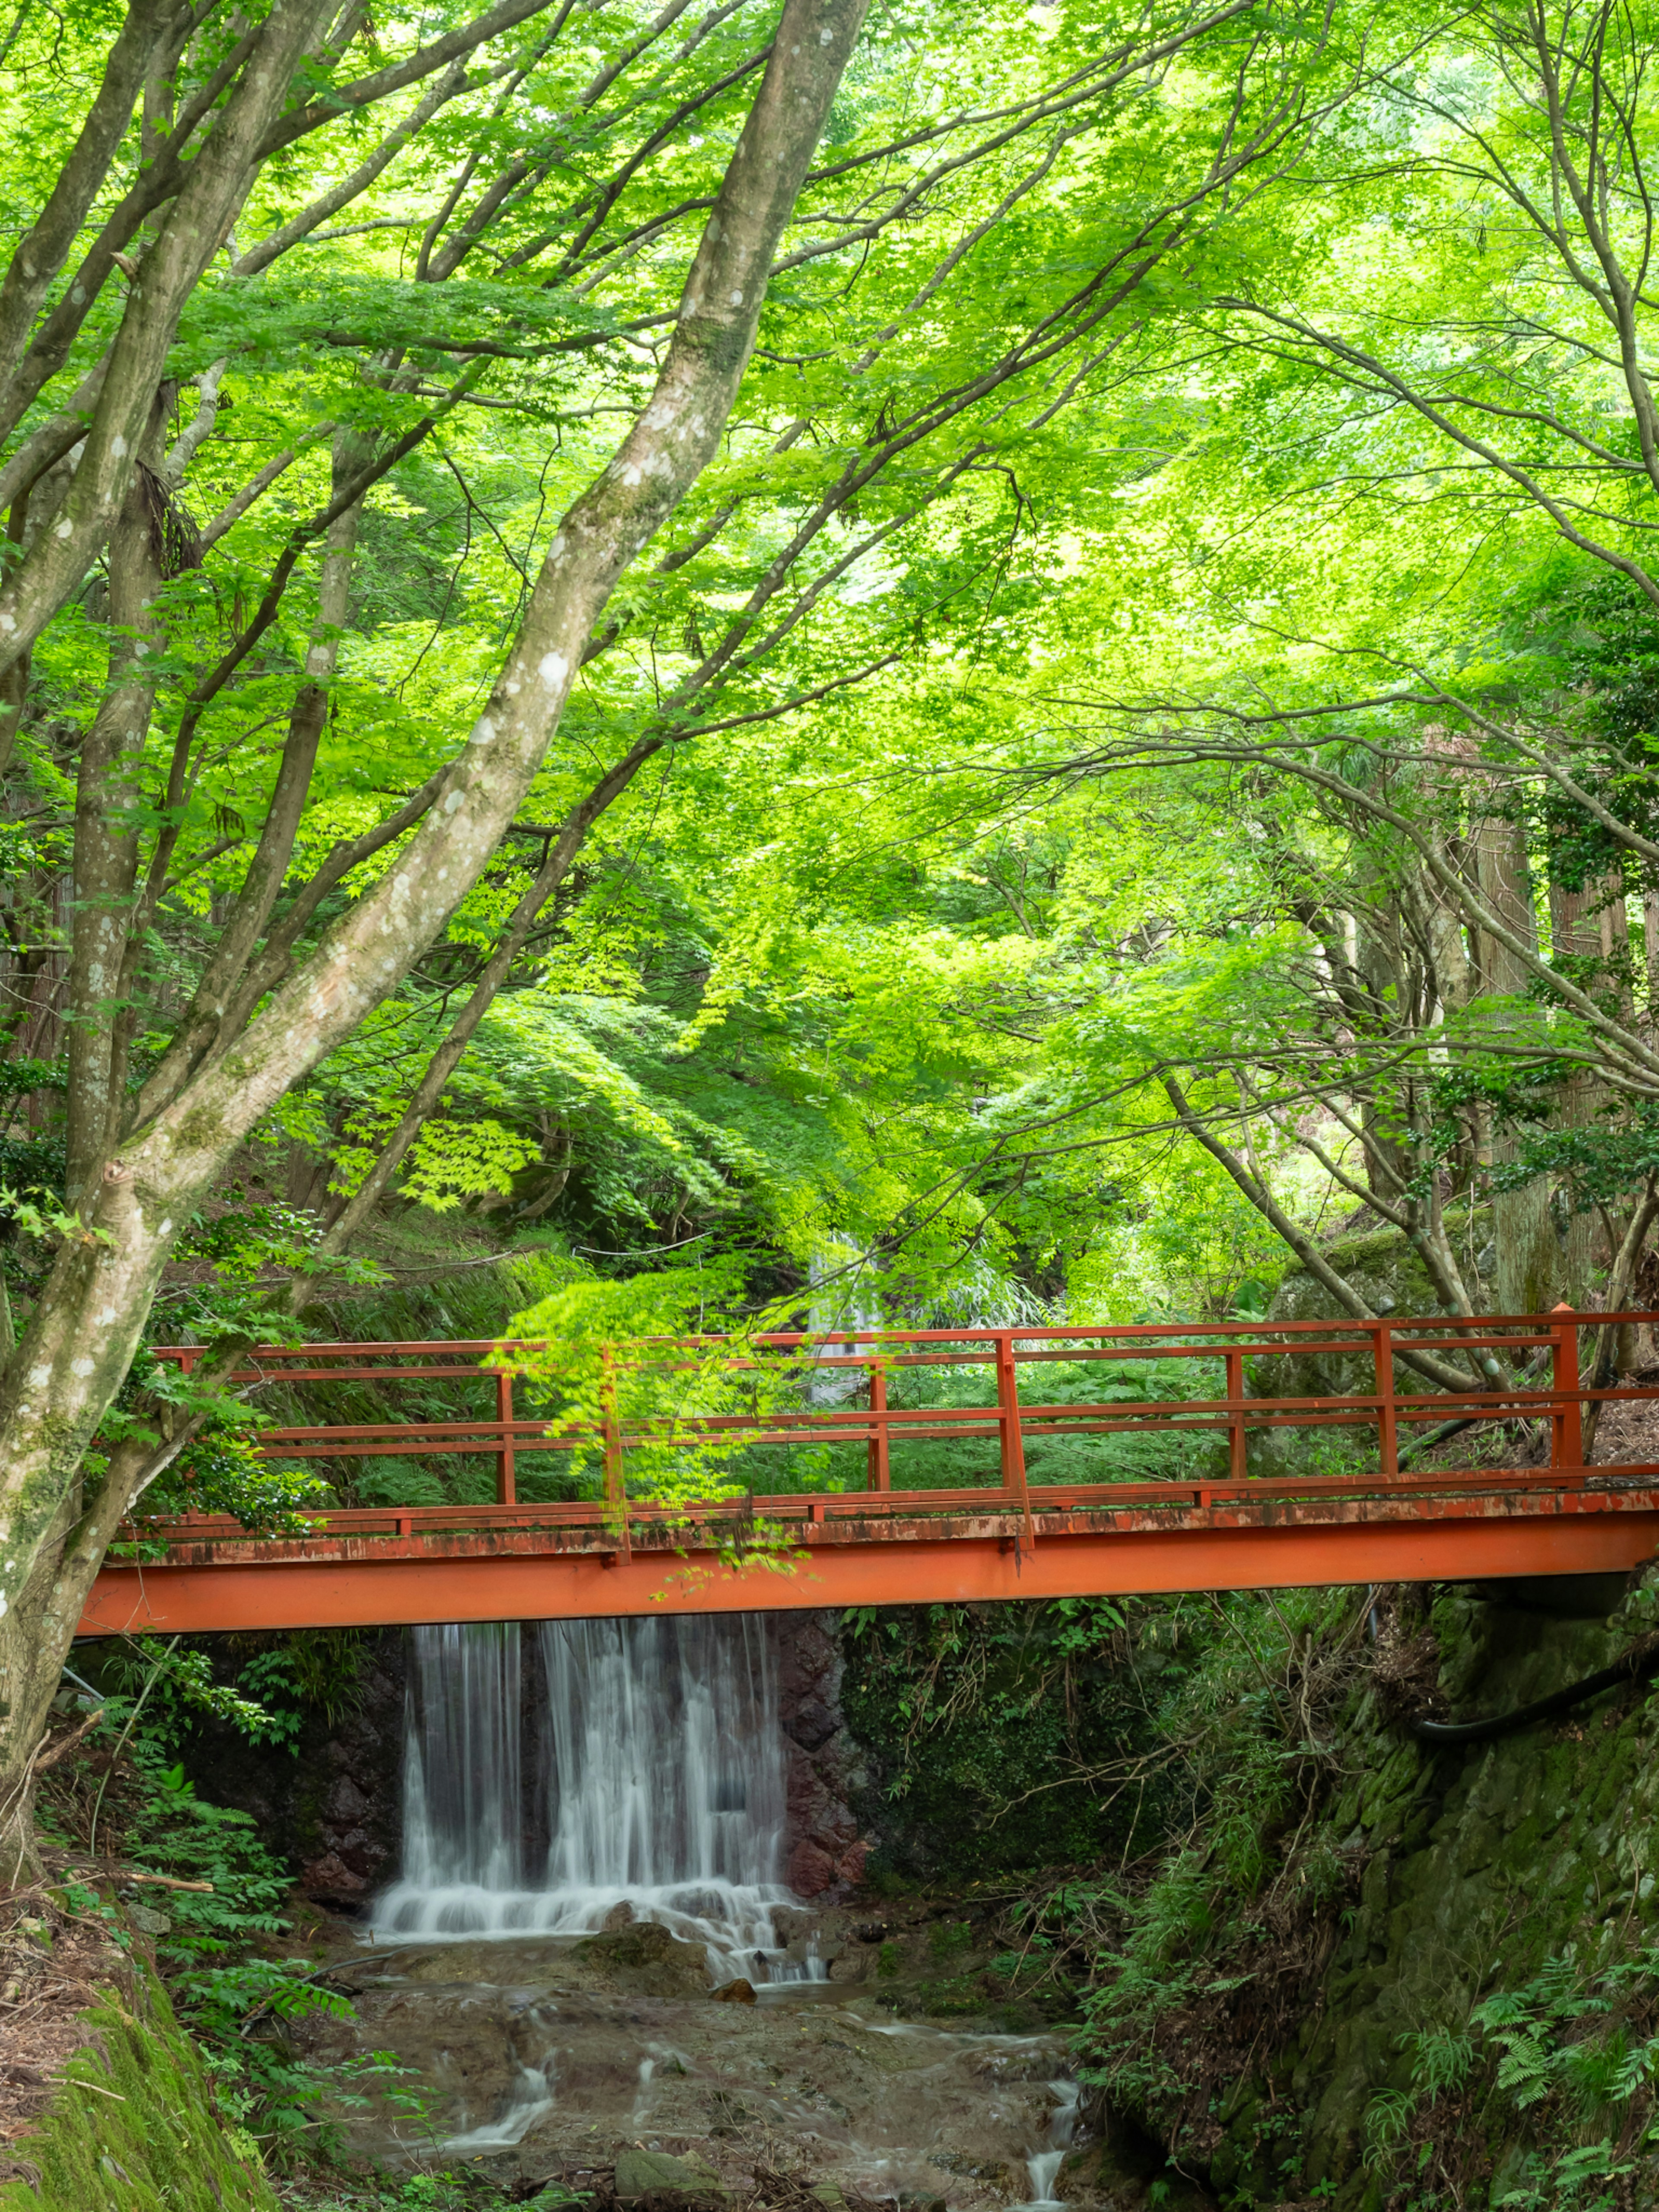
[0,1973,277,2212]
[834,1569,1659,2207]
[1069,1576,1659,2209]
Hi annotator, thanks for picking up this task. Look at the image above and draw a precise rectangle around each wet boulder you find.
[573,1918,711,1996]
[615,2147,728,2202]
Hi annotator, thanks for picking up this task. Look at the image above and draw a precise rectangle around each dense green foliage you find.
[10,0,1659,1538]
[841,1598,1162,1885]
[16,3,1659,2202]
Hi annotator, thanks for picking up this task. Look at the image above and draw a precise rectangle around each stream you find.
[294,1618,1081,2207]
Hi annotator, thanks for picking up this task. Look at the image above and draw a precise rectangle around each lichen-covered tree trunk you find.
[62,389,170,1207]
[1475,811,1562,1313]
[1550,871,1623,1306]
[0,0,339,667]
[0,0,868,1870]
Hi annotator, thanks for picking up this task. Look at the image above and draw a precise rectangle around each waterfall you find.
[370,1615,817,1983]
[1020,2081,1080,2208]
[541,1611,784,1894]
[397,1621,523,1897]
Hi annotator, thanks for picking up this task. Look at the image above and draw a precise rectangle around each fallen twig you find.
[51,2076,125,2101]
[31,1713,106,1776]
[43,1852,213,1893]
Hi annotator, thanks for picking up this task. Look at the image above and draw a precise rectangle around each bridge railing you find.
[137,1308,1659,1545]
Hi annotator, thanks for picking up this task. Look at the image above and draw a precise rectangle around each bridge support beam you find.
[78,1503,1659,1634]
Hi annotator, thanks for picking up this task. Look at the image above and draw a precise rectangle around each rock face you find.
[614,2147,726,2202]
[183,1630,407,1903]
[773,1613,871,1897]
[1186,1575,1659,2208]
[1267,1222,1442,1356]
[571,1921,712,1996]
[1249,1225,1449,1475]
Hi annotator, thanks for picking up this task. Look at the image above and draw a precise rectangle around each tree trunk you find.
[1550,873,1621,1305]
[0,0,175,402]
[1353,906,1416,1205]
[1475,812,1560,1313]
[147,435,366,1090]
[0,0,868,1859]
[63,391,169,1205]
[0,0,338,673]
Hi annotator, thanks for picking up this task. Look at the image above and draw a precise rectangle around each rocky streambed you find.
[291,1900,1087,2208]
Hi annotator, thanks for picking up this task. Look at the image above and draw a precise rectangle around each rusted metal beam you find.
[93,1314,1659,1631]
[79,1489,1659,1634]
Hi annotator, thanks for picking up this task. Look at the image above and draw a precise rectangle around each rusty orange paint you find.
[79,1494,1659,1634]
[83,1317,1659,1633]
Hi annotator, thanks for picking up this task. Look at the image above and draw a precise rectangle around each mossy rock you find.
[0,1975,277,2212]
[1269,1227,1441,1364]
[1248,1228,1447,1473]
[572,1918,710,1994]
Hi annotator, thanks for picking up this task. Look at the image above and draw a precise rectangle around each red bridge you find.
[80,1310,1659,1634]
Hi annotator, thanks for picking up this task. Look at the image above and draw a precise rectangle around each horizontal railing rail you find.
[127,1309,1659,1560]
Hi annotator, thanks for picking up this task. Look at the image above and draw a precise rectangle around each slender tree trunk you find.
[0,0,869,1866]
[1551,877,1599,1303]
[0,0,338,672]
[1583,1172,1659,1457]
[148,436,366,1090]
[1351,897,1414,1207]
[63,392,169,1204]
[1475,811,1560,1313]
[0,0,176,400]
[1550,872,1623,1304]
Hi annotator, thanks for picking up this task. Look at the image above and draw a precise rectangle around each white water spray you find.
[371,1616,820,1982]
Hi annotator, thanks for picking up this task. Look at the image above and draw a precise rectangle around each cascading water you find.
[1018,2079,1080,2209]
[391,1621,524,1901]
[371,1615,819,1983]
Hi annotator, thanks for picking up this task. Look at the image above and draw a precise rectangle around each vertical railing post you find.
[995,1332,1035,1544]
[1551,1303,1584,1471]
[495,1368,516,1506]
[867,1357,890,1492]
[1373,1323,1398,1477]
[176,1349,200,1517]
[601,1341,630,1556]
[1224,1348,1246,1481]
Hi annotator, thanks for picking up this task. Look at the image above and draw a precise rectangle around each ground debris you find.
[515,2159,901,2212]
[746,2161,888,2212]
[0,1890,133,2143]
[1367,1584,1447,1728]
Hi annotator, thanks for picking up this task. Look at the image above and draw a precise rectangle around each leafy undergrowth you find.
[26,1637,427,2177]
[1055,1587,1376,2181]
[1360,1943,1659,2212]
[840,1596,1174,1885]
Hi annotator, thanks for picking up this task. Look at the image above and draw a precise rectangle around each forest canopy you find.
[5,0,1659,1808]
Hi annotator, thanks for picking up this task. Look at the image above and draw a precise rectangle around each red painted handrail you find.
[136,1310,1659,1534]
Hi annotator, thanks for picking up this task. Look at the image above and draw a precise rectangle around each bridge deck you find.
[80,1474,1659,1632]
[80,1312,1659,1632]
